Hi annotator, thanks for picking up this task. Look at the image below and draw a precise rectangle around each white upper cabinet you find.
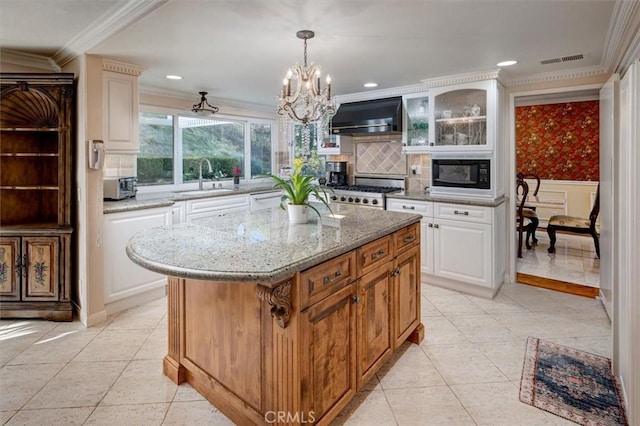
[401,92,430,153]
[420,70,503,154]
[429,79,498,152]
[103,60,143,153]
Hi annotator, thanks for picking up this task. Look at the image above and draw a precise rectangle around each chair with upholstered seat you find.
[516,176,538,258]
[547,183,600,258]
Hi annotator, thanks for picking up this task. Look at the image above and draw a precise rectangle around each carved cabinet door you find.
[0,237,20,300]
[300,284,356,423]
[356,262,393,388]
[393,244,420,348]
[22,237,59,301]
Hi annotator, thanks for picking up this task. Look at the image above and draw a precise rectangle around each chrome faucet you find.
[198,158,213,190]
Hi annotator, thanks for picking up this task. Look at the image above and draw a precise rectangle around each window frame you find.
[137,105,276,195]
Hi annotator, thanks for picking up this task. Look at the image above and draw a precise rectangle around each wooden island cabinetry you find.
[157,221,422,425]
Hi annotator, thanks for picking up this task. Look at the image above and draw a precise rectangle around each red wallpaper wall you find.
[516,101,599,181]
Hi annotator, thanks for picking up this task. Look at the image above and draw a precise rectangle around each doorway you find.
[509,86,602,295]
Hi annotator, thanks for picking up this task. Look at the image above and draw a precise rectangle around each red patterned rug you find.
[520,337,628,425]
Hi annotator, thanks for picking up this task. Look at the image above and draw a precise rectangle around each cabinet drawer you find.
[300,251,356,309]
[386,199,432,216]
[357,235,392,277]
[394,223,420,254]
[434,203,491,224]
[186,195,249,217]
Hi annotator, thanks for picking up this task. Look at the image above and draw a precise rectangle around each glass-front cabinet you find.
[402,92,430,153]
[428,79,499,152]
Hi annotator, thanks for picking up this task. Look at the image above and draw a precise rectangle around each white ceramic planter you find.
[287,204,309,224]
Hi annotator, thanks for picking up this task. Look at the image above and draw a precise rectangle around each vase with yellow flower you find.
[269,158,332,224]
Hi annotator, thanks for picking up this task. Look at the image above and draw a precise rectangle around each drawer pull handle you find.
[402,205,415,210]
[322,270,342,285]
[371,249,385,260]
[403,235,416,243]
[454,210,469,216]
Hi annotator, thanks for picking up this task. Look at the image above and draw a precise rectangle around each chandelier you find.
[277,30,336,125]
[191,91,219,116]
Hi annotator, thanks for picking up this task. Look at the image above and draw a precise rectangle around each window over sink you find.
[137,111,275,187]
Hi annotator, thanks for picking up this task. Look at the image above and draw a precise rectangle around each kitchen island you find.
[127,204,423,425]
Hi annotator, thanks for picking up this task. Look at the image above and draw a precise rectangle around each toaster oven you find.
[103,177,137,200]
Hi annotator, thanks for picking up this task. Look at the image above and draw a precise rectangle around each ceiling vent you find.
[540,53,584,65]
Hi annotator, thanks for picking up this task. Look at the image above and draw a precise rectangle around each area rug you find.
[520,337,628,425]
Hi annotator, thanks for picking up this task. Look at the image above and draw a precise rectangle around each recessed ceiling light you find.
[497,60,518,67]
[364,82,378,88]
[166,75,182,80]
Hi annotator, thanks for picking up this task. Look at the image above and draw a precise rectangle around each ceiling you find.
[0,0,627,111]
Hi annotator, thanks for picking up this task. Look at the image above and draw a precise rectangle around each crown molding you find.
[140,85,276,114]
[602,0,640,74]
[102,59,144,76]
[53,0,169,68]
[334,83,427,104]
[421,69,503,88]
[503,65,608,87]
[0,49,60,71]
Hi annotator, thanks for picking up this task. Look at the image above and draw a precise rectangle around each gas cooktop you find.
[327,184,402,194]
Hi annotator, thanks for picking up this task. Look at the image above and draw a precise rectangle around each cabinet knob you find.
[428,223,433,228]
[351,295,361,304]
[434,224,440,229]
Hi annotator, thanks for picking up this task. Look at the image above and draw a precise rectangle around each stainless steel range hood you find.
[331,97,403,135]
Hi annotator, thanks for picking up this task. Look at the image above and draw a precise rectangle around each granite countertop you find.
[103,184,277,214]
[126,203,421,287]
[388,191,507,207]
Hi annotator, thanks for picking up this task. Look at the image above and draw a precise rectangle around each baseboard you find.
[422,273,499,299]
[516,273,599,298]
[105,286,166,317]
[73,301,108,328]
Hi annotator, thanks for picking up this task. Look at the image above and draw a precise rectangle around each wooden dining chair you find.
[517,172,541,196]
[516,176,538,258]
[547,183,600,258]
[517,172,541,245]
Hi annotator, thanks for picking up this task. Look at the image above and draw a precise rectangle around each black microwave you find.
[432,158,490,190]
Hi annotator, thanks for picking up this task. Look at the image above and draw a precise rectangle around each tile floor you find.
[517,230,600,287]
[0,280,611,425]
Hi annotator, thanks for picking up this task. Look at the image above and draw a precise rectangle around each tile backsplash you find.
[104,153,136,177]
[355,141,406,175]
[327,136,431,191]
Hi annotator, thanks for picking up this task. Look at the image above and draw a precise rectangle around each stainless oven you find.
[327,177,404,210]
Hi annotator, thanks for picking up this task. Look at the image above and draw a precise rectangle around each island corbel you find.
[256,280,293,328]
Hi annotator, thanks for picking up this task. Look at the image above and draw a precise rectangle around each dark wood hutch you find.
[0,73,74,321]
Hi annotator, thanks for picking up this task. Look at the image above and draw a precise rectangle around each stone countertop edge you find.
[126,208,422,288]
[103,185,277,214]
[388,191,507,207]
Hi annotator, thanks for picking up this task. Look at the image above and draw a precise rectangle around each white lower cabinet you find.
[172,201,186,224]
[103,206,172,313]
[430,217,491,287]
[185,194,250,221]
[387,198,505,298]
[250,191,281,212]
